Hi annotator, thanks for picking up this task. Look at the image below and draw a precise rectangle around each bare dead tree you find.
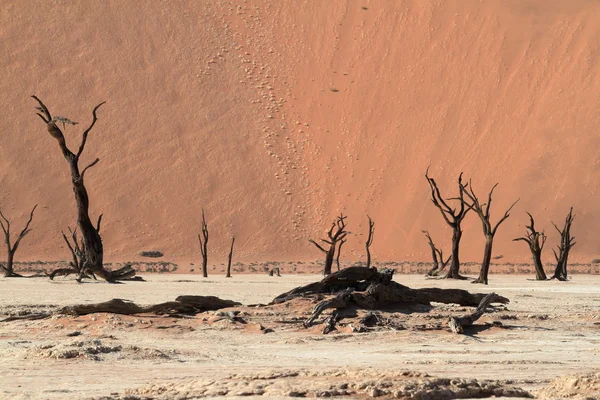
[335,238,346,271]
[225,236,235,278]
[32,96,136,282]
[458,181,519,284]
[0,205,37,277]
[365,216,375,268]
[309,214,348,275]
[422,230,451,277]
[198,209,209,278]
[513,212,547,280]
[425,169,471,279]
[551,207,575,281]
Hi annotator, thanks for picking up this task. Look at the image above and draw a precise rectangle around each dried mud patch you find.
[535,371,600,399]
[119,369,532,399]
[24,339,177,361]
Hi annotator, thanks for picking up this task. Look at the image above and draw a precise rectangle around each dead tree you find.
[198,209,209,278]
[225,236,235,278]
[551,207,575,281]
[335,238,346,271]
[32,96,136,282]
[365,216,375,268]
[0,205,37,277]
[425,169,471,279]
[422,230,451,277]
[458,181,519,284]
[309,214,348,275]
[513,212,547,280]
[290,267,510,329]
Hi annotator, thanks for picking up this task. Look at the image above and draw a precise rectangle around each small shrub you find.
[139,250,163,258]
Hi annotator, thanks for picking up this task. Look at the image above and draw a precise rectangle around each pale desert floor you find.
[0,274,599,399]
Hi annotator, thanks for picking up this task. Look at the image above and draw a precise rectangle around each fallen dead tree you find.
[273,267,509,334]
[0,295,240,322]
[273,267,508,308]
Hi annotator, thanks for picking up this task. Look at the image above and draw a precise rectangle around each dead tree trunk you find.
[335,238,346,271]
[0,205,37,278]
[513,212,547,280]
[425,169,471,279]
[32,97,135,282]
[551,207,575,281]
[422,230,451,277]
[309,214,348,275]
[198,209,209,278]
[458,181,519,284]
[365,216,374,268]
[226,236,235,278]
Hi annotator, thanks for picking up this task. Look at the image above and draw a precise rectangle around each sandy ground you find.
[0,274,599,399]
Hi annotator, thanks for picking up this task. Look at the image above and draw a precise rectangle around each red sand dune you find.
[1,0,599,264]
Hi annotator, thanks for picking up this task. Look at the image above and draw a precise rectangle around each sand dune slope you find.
[0,1,599,263]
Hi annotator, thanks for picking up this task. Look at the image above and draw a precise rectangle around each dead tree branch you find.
[448,292,499,334]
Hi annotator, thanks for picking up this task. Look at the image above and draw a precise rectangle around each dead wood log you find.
[448,292,498,333]
[1,296,241,322]
[214,310,247,324]
[322,311,340,334]
[268,267,281,277]
[0,204,37,277]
